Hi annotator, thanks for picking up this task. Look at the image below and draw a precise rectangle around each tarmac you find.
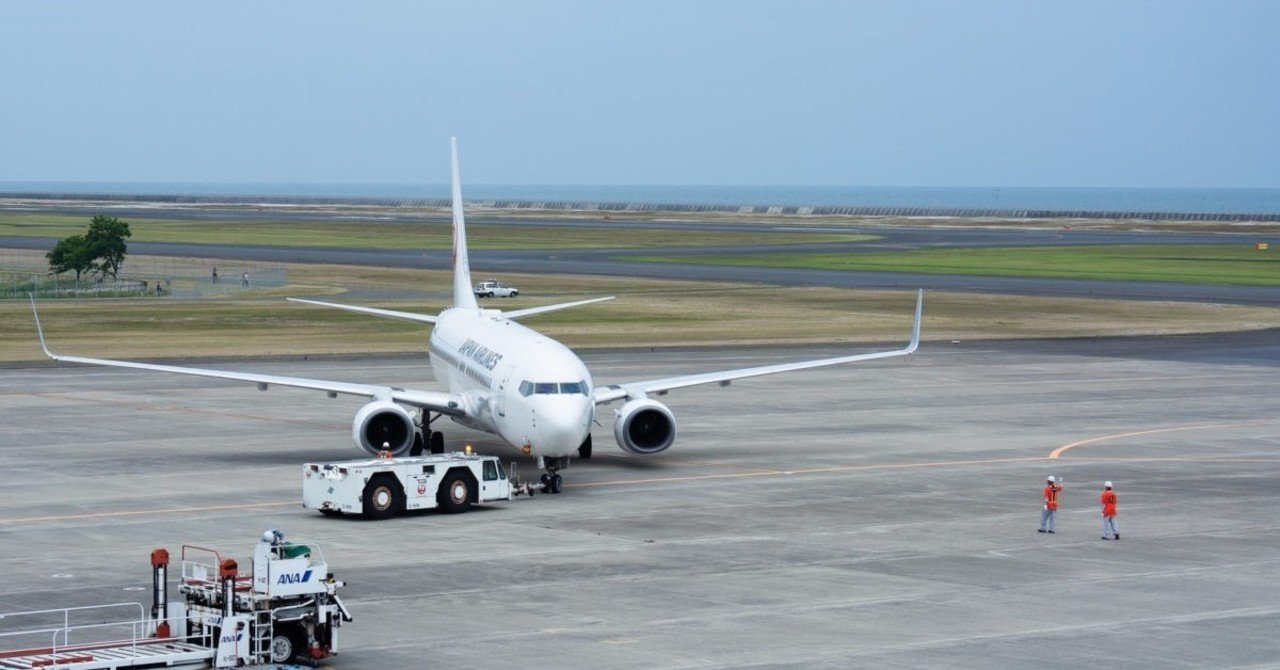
[2,332,1278,668]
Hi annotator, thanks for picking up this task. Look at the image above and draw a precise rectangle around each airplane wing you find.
[592,290,922,405]
[287,298,438,324]
[29,297,465,416]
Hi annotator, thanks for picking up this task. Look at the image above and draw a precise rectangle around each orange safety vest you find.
[1043,484,1062,510]
[1100,490,1117,516]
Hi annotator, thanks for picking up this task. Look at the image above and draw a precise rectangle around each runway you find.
[3,334,1278,667]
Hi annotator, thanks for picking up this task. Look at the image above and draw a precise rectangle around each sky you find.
[0,1,1277,188]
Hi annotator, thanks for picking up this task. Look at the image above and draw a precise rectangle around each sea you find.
[1,183,1279,215]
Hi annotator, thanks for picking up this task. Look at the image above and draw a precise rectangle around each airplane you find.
[30,138,923,494]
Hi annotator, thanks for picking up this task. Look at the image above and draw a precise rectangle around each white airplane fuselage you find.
[427,307,594,458]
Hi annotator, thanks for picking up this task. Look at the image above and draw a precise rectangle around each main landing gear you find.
[409,411,446,456]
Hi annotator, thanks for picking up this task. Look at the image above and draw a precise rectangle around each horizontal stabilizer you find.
[287,298,438,324]
[504,296,615,320]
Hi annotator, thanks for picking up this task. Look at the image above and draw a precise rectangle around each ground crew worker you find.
[1038,475,1063,533]
[1100,481,1119,540]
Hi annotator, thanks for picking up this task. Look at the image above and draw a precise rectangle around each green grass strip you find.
[627,244,1280,286]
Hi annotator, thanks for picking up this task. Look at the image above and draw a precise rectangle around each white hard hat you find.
[1046,476,1055,483]
[1104,481,1113,488]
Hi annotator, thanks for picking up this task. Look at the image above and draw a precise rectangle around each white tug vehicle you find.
[0,530,352,669]
[303,449,541,519]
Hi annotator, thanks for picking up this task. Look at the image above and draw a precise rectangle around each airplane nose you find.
[538,398,592,450]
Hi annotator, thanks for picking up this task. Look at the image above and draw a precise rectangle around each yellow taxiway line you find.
[1048,420,1280,459]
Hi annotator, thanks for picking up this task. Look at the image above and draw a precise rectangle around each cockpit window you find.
[521,380,591,395]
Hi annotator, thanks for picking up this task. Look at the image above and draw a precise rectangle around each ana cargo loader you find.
[303,450,544,519]
[0,530,353,669]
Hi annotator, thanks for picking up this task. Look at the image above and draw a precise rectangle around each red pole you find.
[219,559,238,618]
[150,548,171,638]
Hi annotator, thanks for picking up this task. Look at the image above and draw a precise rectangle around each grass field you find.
[4,259,1280,363]
[629,244,1280,286]
[0,211,874,250]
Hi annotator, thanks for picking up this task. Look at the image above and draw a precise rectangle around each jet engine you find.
[613,398,676,455]
[352,400,417,456]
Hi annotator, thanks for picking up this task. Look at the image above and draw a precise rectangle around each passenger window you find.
[497,461,506,480]
[483,461,497,481]
[519,381,533,397]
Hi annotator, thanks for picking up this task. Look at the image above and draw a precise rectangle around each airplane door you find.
[495,368,514,418]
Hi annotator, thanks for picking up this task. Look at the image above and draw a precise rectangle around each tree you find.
[46,235,96,283]
[86,215,131,279]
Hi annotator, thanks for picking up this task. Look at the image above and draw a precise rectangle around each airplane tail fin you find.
[450,137,479,310]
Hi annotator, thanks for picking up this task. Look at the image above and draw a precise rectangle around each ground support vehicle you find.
[0,531,352,669]
[303,452,541,519]
[473,279,518,298]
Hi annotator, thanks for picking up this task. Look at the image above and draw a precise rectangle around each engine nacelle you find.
[613,398,676,455]
[353,400,417,456]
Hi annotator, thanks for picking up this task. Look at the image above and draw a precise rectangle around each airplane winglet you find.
[28,294,57,360]
[906,289,923,354]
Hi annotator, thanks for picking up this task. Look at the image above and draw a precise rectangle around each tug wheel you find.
[437,470,473,513]
[362,474,404,520]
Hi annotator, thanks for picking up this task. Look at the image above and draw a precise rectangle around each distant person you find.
[1100,481,1119,540]
[242,271,249,287]
[155,281,163,296]
[212,267,218,283]
[1038,475,1063,533]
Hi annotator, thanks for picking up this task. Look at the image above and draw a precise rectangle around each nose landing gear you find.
[538,455,569,494]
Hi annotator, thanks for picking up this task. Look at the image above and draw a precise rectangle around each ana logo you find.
[220,632,244,644]
[277,570,313,585]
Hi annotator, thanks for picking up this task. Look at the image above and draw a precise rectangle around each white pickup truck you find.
[303,453,520,519]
